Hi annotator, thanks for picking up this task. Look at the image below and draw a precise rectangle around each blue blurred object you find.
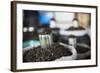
[23,40,40,48]
[39,11,53,26]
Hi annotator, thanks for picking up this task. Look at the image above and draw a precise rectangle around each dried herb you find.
[23,43,72,62]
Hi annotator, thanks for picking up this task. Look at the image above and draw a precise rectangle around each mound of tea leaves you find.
[23,43,72,62]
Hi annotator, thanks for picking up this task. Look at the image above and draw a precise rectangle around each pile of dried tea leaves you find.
[23,43,72,62]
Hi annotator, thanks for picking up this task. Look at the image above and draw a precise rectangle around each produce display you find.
[23,43,72,62]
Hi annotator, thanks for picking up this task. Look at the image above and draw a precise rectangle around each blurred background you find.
[23,10,91,49]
